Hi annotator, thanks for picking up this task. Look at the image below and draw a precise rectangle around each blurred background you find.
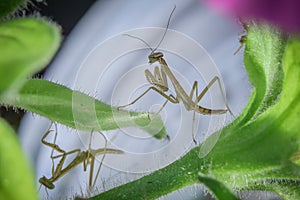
[1,0,271,199]
[0,0,95,131]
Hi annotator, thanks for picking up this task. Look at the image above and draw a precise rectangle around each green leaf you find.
[262,179,300,200]
[0,118,38,200]
[0,0,24,18]
[210,35,299,166]
[0,18,61,100]
[198,173,239,200]
[201,26,300,195]
[8,79,166,139]
[237,23,286,124]
[244,164,300,200]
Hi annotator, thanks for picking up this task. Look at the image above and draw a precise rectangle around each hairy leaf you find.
[0,0,24,18]
[198,173,239,200]
[9,79,166,139]
[0,18,60,100]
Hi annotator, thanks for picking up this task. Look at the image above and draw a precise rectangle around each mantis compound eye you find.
[148,52,164,64]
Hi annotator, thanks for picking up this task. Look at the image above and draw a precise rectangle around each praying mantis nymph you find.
[234,35,247,55]
[117,6,234,143]
[39,125,123,190]
[234,18,248,55]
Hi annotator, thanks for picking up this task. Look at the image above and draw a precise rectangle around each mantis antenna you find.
[152,5,176,53]
[123,5,176,52]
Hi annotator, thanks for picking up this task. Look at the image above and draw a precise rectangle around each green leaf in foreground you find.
[8,79,166,139]
[0,0,24,19]
[198,173,238,200]
[0,118,38,200]
[90,23,300,200]
[0,18,61,100]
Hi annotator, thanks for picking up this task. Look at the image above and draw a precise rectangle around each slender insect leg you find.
[86,130,95,187]
[92,131,108,187]
[51,148,80,160]
[39,147,81,190]
[41,130,53,146]
[156,93,177,114]
[234,35,247,55]
[158,99,168,114]
[146,87,178,120]
[118,86,178,110]
[233,44,243,55]
[39,123,64,190]
[49,148,81,182]
[43,126,81,182]
[189,81,199,144]
[196,76,234,116]
[117,87,153,110]
[50,152,67,181]
[74,131,94,188]
[41,123,65,174]
[50,123,58,174]
[86,130,93,169]
[45,187,49,197]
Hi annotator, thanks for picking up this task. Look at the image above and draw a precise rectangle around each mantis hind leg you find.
[189,81,199,144]
[195,76,234,117]
[189,78,234,143]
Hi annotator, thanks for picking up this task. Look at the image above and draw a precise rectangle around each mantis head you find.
[39,176,55,190]
[148,52,164,64]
